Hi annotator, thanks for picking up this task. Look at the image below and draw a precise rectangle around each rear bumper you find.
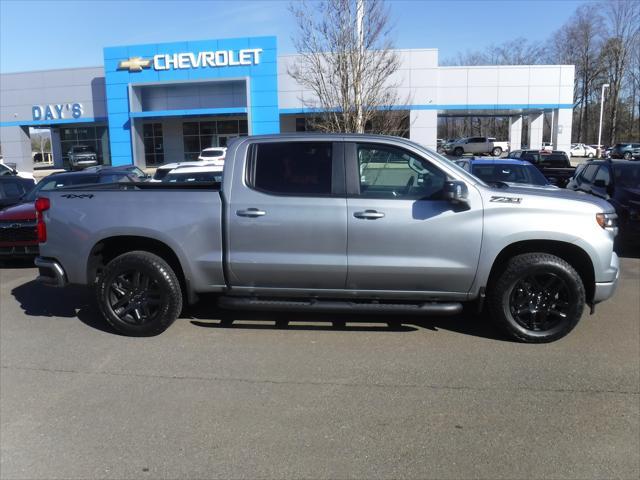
[593,252,620,303]
[34,257,68,287]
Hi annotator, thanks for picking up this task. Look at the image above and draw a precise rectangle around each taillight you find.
[35,197,50,243]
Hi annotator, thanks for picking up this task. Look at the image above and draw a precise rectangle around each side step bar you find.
[218,297,463,316]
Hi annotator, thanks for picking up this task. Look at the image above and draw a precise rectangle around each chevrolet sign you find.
[118,48,263,72]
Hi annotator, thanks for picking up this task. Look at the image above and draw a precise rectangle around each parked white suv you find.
[197,147,226,164]
[444,137,509,157]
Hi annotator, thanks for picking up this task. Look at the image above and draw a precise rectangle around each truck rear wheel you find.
[96,251,183,336]
[492,147,502,156]
[487,253,585,343]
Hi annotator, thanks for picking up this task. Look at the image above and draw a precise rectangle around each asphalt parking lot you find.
[1,254,638,479]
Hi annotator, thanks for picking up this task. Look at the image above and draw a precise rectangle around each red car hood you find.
[0,202,36,221]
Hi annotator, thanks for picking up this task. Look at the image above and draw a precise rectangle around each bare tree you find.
[288,0,407,135]
[600,0,639,144]
[442,38,547,66]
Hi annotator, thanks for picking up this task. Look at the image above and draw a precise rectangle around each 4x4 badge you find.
[61,194,94,199]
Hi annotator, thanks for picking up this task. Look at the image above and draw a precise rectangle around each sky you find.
[0,0,591,73]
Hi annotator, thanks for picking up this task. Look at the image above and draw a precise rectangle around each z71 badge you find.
[490,196,522,204]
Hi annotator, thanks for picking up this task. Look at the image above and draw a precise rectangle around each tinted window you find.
[0,181,25,198]
[357,144,446,199]
[98,174,130,184]
[510,151,521,159]
[539,153,569,167]
[520,152,541,163]
[613,163,640,189]
[250,142,333,195]
[580,164,599,184]
[593,166,611,185]
[468,137,484,143]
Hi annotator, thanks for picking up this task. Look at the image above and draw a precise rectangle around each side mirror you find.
[443,181,469,204]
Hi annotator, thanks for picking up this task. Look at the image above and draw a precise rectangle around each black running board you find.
[218,297,463,316]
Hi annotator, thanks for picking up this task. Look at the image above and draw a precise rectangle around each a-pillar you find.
[528,112,544,150]
[508,116,522,151]
[409,109,437,150]
[551,108,572,155]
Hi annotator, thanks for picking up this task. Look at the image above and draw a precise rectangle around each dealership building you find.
[0,36,575,171]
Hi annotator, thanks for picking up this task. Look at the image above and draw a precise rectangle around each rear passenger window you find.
[1,182,24,198]
[250,142,333,195]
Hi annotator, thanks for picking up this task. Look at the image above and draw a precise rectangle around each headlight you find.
[596,212,618,230]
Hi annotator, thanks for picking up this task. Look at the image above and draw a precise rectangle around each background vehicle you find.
[0,176,35,209]
[0,162,35,180]
[151,161,212,182]
[0,168,140,258]
[162,165,224,183]
[541,142,554,152]
[85,164,151,180]
[508,149,574,187]
[67,145,99,170]
[197,147,227,164]
[567,160,640,244]
[609,143,640,160]
[444,137,509,157]
[36,134,619,344]
[570,143,596,158]
[454,158,554,188]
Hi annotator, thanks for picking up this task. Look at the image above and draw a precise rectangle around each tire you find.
[588,153,594,158]
[623,152,632,160]
[492,147,502,157]
[454,147,464,157]
[487,253,585,343]
[96,251,183,336]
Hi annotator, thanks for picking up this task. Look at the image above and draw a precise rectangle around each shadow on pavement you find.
[10,280,120,335]
[0,258,38,269]
[11,282,507,341]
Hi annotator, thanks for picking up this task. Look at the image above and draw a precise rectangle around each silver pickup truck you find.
[34,134,620,342]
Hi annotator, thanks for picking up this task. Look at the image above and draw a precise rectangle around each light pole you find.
[597,83,609,158]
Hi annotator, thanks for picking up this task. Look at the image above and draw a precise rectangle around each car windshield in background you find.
[201,150,224,158]
[613,163,640,189]
[163,172,222,183]
[472,164,549,186]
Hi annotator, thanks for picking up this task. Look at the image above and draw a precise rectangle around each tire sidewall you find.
[96,253,181,336]
[491,255,585,342]
[492,147,502,157]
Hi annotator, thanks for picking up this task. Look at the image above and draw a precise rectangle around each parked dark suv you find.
[567,160,640,243]
[609,143,640,160]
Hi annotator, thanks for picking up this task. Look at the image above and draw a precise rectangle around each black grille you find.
[0,222,37,243]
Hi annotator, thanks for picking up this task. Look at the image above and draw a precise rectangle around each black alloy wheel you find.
[96,251,183,336]
[508,272,570,333]
[107,270,162,326]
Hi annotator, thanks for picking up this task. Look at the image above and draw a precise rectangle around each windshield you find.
[163,171,222,183]
[471,164,549,186]
[613,163,640,189]
[201,150,224,158]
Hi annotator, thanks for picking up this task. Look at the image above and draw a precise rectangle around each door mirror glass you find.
[443,181,468,204]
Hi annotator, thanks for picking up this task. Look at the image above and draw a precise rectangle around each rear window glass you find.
[201,150,224,158]
[539,154,568,167]
[249,142,333,196]
[0,181,26,198]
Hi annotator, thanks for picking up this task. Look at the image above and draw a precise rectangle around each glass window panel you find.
[200,135,215,149]
[183,136,200,154]
[183,122,199,136]
[153,123,163,137]
[143,124,154,138]
[76,127,93,141]
[239,119,248,134]
[217,120,238,134]
[200,122,216,135]
[253,142,333,195]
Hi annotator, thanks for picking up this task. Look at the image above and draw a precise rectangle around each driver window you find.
[357,144,446,200]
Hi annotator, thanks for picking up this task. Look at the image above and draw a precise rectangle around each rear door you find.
[466,137,486,154]
[345,142,483,294]
[226,140,348,290]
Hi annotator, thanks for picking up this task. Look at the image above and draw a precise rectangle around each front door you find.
[346,142,483,294]
[227,140,347,290]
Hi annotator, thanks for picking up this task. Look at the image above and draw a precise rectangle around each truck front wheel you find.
[453,147,464,157]
[96,251,183,336]
[487,253,585,343]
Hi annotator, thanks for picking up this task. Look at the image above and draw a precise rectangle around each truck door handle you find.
[354,210,385,220]
[236,208,266,218]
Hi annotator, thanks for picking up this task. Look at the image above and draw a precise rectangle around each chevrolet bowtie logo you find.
[117,57,152,72]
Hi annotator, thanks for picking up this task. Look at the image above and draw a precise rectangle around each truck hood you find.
[482,184,614,212]
[0,202,36,221]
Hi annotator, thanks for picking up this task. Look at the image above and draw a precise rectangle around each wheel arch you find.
[87,235,192,303]
[487,240,595,303]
